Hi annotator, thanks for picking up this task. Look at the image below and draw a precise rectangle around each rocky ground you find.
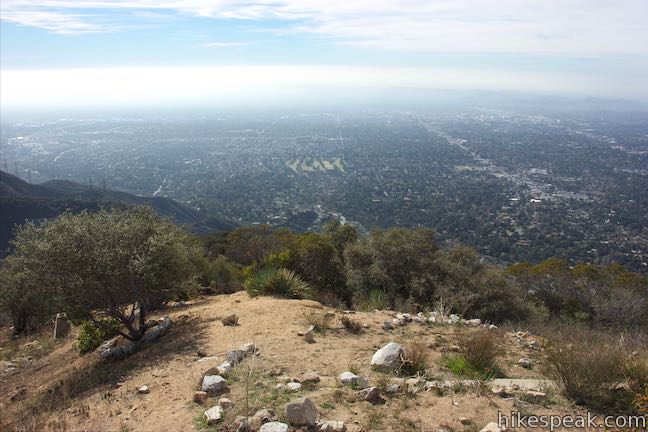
[1,291,594,431]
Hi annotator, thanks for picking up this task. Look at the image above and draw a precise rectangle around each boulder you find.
[222,314,238,326]
[285,396,318,426]
[358,386,385,405]
[226,349,246,365]
[259,422,289,432]
[201,375,228,393]
[203,405,223,425]
[317,420,347,432]
[370,342,403,371]
[193,391,208,404]
[339,372,368,389]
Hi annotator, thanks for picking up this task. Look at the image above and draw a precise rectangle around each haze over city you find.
[2,0,648,109]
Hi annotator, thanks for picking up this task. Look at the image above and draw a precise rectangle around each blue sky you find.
[1,0,648,108]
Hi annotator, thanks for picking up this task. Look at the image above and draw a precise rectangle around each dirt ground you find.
[1,291,597,432]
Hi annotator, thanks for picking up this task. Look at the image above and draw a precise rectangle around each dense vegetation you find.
[3,209,646,337]
[1,208,647,416]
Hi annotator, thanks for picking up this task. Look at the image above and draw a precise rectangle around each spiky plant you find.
[244,267,313,299]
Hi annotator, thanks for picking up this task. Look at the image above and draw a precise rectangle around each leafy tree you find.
[0,254,53,334]
[4,207,200,340]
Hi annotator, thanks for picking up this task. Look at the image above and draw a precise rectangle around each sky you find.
[1,0,648,110]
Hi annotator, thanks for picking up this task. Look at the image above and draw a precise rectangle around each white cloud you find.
[1,0,647,55]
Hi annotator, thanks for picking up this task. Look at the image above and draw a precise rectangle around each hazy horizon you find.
[2,0,648,111]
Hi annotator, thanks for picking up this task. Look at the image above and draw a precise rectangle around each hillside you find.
[0,291,599,432]
[0,170,236,252]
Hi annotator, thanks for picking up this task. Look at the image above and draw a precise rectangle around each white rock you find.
[286,382,302,391]
[201,375,228,393]
[370,342,403,371]
[480,421,507,432]
[465,318,482,326]
[339,372,368,389]
[217,361,233,376]
[137,385,150,394]
[449,314,460,324]
[392,318,405,326]
[317,420,347,431]
[218,397,234,409]
[259,422,289,432]
[518,358,532,369]
[285,396,318,426]
[203,405,223,424]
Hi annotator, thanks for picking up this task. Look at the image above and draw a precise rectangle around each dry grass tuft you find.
[339,316,363,334]
[401,341,429,376]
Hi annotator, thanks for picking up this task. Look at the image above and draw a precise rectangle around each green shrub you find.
[442,330,503,379]
[77,319,120,353]
[244,267,313,299]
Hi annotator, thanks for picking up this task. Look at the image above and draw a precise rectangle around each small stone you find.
[225,349,246,365]
[203,405,223,424]
[480,421,507,432]
[217,361,233,376]
[285,396,318,426]
[259,422,289,432]
[465,318,481,326]
[296,373,321,384]
[459,417,473,425]
[201,375,228,393]
[385,384,401,393]
[524,390,547,400]
[339,372,368,389]
[137,385,150,394]
[449,345,461,352]
[196,348,208,357]
[489,324,498,330]
[518,357,532,369]
[382,321,394,330]
[449,314,460,324]
[304,330,315,343]
[286,382,302,391]
[358,386,385,405]
[222,314,238,326]
[193,391,208,404]
[218,397,234,408]
[392,318,405,326]
[317,420,347,432]
[239,342,256,355]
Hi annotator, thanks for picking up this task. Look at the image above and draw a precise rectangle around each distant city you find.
[2,109,647,271]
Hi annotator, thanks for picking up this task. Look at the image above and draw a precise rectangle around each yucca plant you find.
[244,267,313,299]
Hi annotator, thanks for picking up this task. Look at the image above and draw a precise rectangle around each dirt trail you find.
[1,292,586,431]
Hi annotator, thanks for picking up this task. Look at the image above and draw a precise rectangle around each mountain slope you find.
[0,171,236,252]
